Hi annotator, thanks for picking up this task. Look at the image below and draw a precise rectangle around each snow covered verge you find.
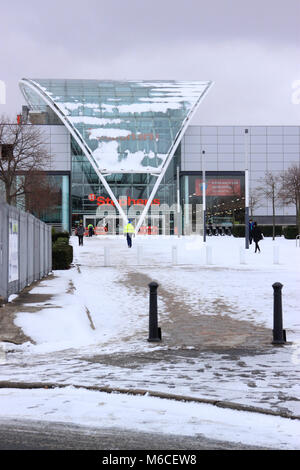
[7,234,300,353]
[0,235,299,449]
[0,386,299,450]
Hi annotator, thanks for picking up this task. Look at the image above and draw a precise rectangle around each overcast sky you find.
[1,0,300,124]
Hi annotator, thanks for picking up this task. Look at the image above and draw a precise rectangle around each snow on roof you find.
[20,79,212,173]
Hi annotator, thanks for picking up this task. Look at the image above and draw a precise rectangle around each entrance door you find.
[138,215,165,235]
[83,216,104,235]
[83,215,121,235]
[83,215,166,235]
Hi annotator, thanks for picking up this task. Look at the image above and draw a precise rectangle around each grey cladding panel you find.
[50,142,70,154]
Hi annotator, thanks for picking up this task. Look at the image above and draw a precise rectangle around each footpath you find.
[0,235,299,450]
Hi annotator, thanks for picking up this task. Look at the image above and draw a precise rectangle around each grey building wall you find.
[38,123,299,224]
[181,126,300,222]
[37,124,71,171]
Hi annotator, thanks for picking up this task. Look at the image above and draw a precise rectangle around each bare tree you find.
[24,172,61,219]
[0,116,52,205]
[256,171,282,240]
[279,164,300,234]
[249,192,261,217]
[223,179,244,223]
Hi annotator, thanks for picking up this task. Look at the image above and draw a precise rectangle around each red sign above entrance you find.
[88,194,160,206]
[195,179,241,197]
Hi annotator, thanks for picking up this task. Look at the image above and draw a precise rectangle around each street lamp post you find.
[202,150,206,242]
[245,129,250,249]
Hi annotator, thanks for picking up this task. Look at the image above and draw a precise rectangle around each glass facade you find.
[33,173,70,231]
[181,172,245,232]
[20,79,211,173]
[19,79,298,231]
[71,135,180,232]
[20,78,212,232]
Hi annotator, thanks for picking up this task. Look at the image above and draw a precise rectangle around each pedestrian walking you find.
[77,222,85,246]
[252,221,263,253]
[88,223,94,237]
[124,219,135,248]
[249,219,254,245]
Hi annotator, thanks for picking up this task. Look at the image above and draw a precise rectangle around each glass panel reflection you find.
[21,79,211,173]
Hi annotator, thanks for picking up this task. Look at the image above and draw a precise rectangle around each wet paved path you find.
[0,418,268,450]
[0,236,299,420]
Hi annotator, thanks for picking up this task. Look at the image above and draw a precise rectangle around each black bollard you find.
[148,281,162,342]
[272,282,286,345]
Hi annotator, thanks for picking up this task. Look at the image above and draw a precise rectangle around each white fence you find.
[0,203,52,302]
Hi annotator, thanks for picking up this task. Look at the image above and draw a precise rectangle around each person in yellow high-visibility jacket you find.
[88,223,94,237]
[124,220,135,248]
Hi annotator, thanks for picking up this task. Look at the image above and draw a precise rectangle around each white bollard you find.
[172,245,178,265]
[137,245,142,266]
[273,245,279,265]
[206,246,212,265]
[239,247,246,265]
[104,247,110,266]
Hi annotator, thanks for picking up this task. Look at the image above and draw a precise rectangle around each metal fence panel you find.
[44,225,49,276]
[48,226,52,273]
[34,218,40,283]
[7,205,20,297]
[0,204,8,300]
[39,222,44,278]
[0,202,53,302]
[27,214,35,285]
[19,210,28,292]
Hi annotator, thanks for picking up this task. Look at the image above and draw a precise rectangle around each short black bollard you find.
[272,282,286,345]
[148,281,162,342]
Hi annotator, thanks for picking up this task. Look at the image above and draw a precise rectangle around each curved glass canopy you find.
[19,78,212,229]
[20,79,211,173]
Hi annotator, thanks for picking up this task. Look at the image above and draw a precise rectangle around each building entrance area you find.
[83,215,134,235]
[82,214,169,235]
[83,216,107,235]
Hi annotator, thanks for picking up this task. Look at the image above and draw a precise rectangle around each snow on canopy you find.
[20,79,212,173]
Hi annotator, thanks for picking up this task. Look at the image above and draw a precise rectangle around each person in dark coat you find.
[252,221,263,253]
[249,219,254,245]
[77,223,85,246]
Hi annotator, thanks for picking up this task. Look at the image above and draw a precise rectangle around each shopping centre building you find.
[16,78,299,234]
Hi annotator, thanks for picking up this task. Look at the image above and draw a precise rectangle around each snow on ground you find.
[0,234,300,449]
[13,234,300,351]
[13,266,142,354]
[0,386,299,450]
